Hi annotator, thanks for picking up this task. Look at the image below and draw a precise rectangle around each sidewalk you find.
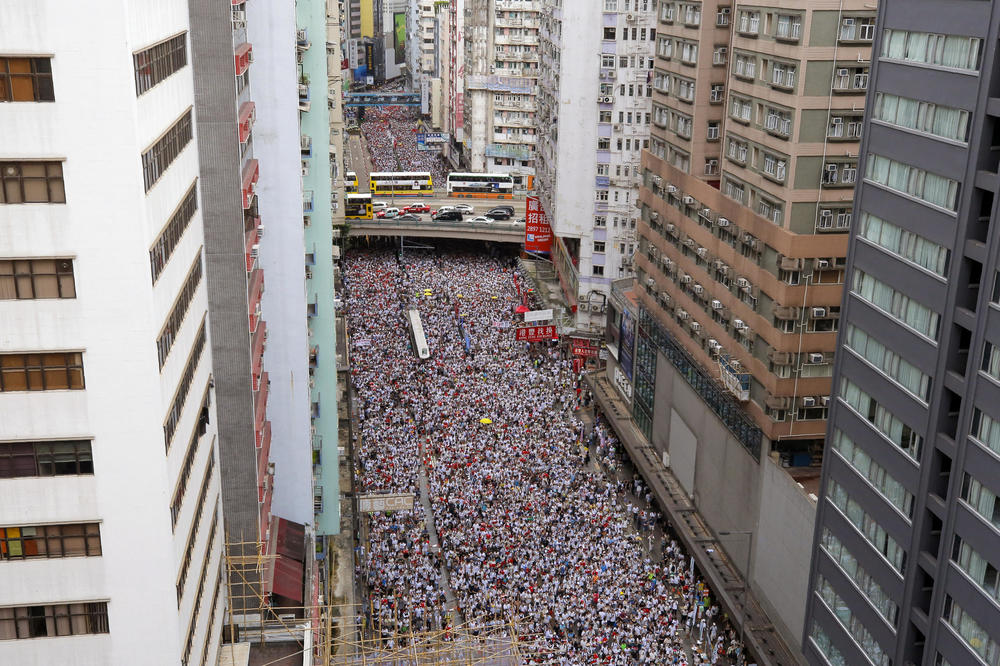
[585,373,804,666]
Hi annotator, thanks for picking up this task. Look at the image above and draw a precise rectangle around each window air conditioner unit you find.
[667,185,678,193]
[682,195,696,205]
[701,208,712,217]
[663,258,673,268]
[653,176,663,186]
[650,211,660,220]
[257,224,265,237]
[802,396,816,407]
[736,277,750,289]
[821,396,830,406]
[696,247,708,258]
[708,339,721,351]
[626,13,636,22]
[680,274,692,284]
[809,353,825,364]
[677,309,689,320]
[716,217,730,227]
[251,244,260,258]
[733,319,747,330]
[614,123,622,131]
[693,284,704,294]
[711,299,723,310]
[812,307,827,318]
[817,259,830,269]
[691,321,701,331]
[646,277,656,286]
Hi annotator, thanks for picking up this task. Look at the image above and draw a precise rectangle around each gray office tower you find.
[803,2,1000,665]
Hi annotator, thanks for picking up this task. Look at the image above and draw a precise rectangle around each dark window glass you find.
[133,33,187,96]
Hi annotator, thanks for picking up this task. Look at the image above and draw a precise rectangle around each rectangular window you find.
[816,575,891,666]
[0,259,75,300]
[961,473,1000,530]
[809,622,848,666]
[821,528,899,624]
[839,378,923,460]
[845,325,930,399]
[164,320,208,451]
[170,390,212,529]
[593,241,606,253]
[0,352,84,392]
[872,93,970,143]
[0,440,94,479]
[156,252,204,370]
[0,603,109,640]
[852,269,940,339]
[593,265,605,276]
[774,15,801,41]
[882,29,981,71]
[0,57,54,102]
[149,182,199,284]
[0,161,65,204]
[133,33,188,96]
[833,429,914,517]
[944,598,1000,665]
[953,537,1000,603]
[827,479,906,573]
[176,456,217,605]
[0,523,101,560]
[857,212,949,276]
[141,109,194,192]
[972,408,1000,458]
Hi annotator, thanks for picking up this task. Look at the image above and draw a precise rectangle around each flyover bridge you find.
[347,219,526,244]
[343,92,420,107]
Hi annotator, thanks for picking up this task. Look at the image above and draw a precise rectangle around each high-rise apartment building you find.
[443,0,466,167]
[535,0,655,330]
[611,0,876,653]
[804,2,1000,665]
[640,0,874,462]
[298,0,342,542]
[187,0,274,612]
[463,0,541,189]
[0,3,224,663]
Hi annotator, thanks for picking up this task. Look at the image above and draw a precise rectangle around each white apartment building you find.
[463,0,541,189]
[536,0,655,331]
[0,3,223,664]
[407,0,436,92]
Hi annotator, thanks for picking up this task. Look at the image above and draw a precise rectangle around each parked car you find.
[395,213,421,222]
[432,210,464,221]
[403,202,430,213]
[376,207,400,219]
[468,216,492,224]
[485,207,512,220]
[453,203,475,214]
[372,201,388,210]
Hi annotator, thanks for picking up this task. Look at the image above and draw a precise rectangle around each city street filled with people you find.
[352,88,451,186]
[344,248,749,665]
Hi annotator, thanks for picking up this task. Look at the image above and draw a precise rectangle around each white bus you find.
[446,172,515,198]
[407,309,431,360]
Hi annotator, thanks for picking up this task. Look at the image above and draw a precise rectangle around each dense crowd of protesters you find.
[345,249,748,664]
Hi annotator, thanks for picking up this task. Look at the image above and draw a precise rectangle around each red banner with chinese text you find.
[524,196,553,253]
[515,324,558,342]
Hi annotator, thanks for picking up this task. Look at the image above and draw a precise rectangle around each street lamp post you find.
[718,530,754,665]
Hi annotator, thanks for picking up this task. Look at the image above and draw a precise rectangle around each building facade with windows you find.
[1,2,223,663]
[534,0,655,332]
[463,0,541,189]
[621,0,875,654]
[805,2,1000,665]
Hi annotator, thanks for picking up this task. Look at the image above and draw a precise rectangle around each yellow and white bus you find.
[369,171,433,196]
[446,172,515,199]
[344,193,373,220]
[345,171,359,193]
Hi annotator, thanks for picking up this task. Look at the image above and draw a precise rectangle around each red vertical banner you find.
[524,196,553,253]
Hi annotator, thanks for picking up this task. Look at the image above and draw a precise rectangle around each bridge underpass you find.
[347,220,526,244]
[344,92,420,107]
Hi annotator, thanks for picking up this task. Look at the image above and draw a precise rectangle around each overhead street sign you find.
[357,493,415,513]
[523,309,553,323]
